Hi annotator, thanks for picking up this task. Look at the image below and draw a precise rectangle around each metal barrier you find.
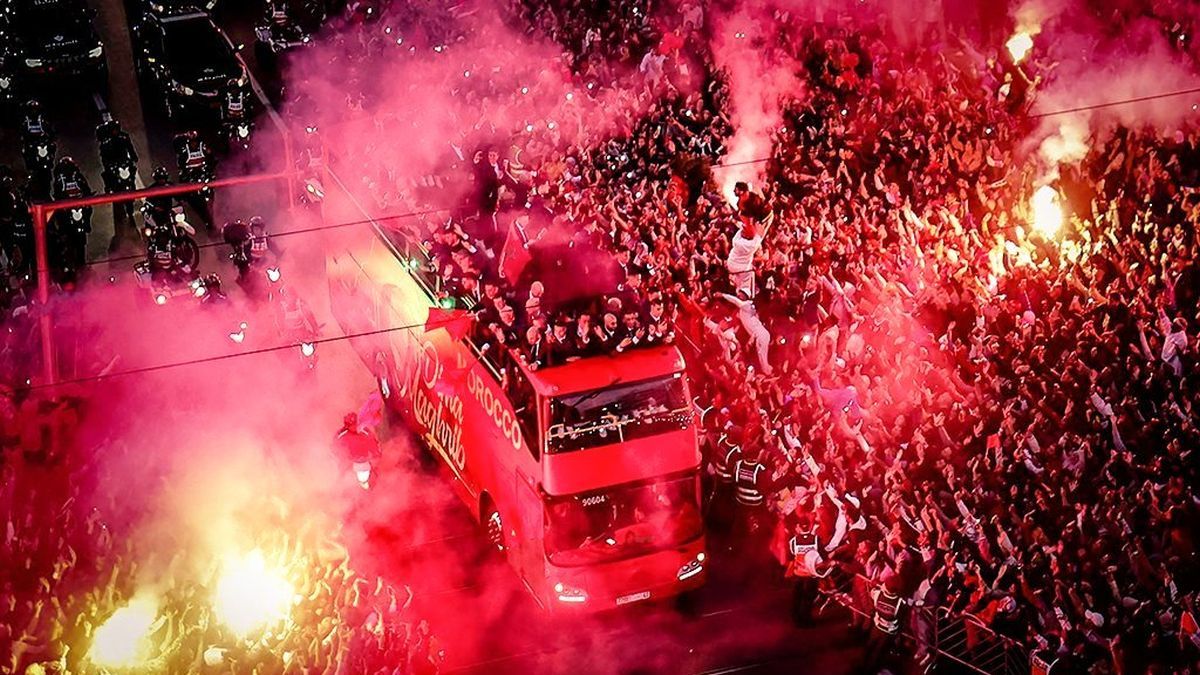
[817,572,1030,675]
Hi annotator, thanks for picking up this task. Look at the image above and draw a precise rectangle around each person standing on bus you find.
[519,326,548,370]
[573,312,597,356]
[545,315,575,366]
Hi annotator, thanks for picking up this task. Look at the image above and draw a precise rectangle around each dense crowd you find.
[310,1,1200,672]
[4,0,1200,672]
[1,379,443,674]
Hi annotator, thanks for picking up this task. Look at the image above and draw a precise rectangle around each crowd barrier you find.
[820,572,1031,675]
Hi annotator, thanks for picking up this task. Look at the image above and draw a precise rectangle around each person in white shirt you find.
[718,289,773,374]
[1161,316,1189,376]
[726,182,772,297]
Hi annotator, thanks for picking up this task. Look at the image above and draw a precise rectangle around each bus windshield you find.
[544,473,702,567]
[546,374,691,453]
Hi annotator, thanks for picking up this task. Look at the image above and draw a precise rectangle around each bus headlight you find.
[553,582,587,604]
[677,553,705,581]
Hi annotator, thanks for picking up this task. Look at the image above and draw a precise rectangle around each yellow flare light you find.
[1007,32,1034,64]
[90,596,159,668]
[1031,185,1063,238]
[214,550,294,637]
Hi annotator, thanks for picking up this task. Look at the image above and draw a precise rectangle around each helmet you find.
[56,156,77,171]
[343,412,358,428]
[152,167,170,182]
[178,130,199,142]
[24,99,39,114]
[97,116,118,138]
[249,215,265,230]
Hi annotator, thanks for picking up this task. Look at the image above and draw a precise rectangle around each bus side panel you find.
[328,239,536,549]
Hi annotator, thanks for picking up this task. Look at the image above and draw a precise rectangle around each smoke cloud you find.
[1017,0,1200,171]
[709,5,802,202]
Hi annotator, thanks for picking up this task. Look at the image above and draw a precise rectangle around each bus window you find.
[507,366,540,460]
[543,471,702,566]
[546,373,691,453]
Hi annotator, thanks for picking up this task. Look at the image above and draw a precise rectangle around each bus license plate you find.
[616,591,650,606]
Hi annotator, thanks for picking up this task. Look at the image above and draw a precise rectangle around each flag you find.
[424,308,473,340]
[1182,610,1200,648]
[433,354,470,397]
[499,222,531,282]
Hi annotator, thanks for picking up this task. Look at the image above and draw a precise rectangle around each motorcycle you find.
[255,2,316,55]
[49,184,91,284]
[192,273,228,306]
[134,228,200,306]
[143,204,200,272]
[219,86,254,153]
[104,160,137,192]
[101,157,138,222]
[222,118,254,154]
[180,166,214,214]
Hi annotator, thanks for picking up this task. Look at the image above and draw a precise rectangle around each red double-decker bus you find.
[328,222,706,610]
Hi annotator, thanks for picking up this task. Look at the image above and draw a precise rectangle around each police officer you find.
[20,99,52,142]
[0,169,33,275]
[221,218,253,279]
[173,131,215,230]
[871,584,904,635]
[50,157,93,282]
[712,419,742,485]
[248,215,272,265]
[96,113,139,229]
[221,78,248,124]
[733,439,775,568]
[143,167,176,233]
[787,514,828,624]
[21,109,56,201]
[733,448,767,508]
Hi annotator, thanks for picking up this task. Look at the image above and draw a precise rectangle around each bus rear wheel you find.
[483,503,505,552]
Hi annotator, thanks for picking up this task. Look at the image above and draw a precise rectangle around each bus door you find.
[514,468,543,595]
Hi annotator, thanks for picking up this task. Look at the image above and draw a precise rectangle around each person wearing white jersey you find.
[726,182,772,297]
[718,289,773,374]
